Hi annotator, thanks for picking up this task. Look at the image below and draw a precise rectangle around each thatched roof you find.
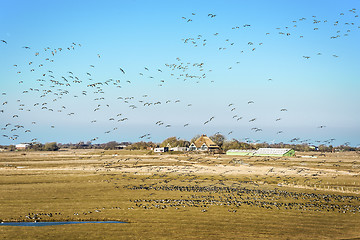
[194,135,219,149]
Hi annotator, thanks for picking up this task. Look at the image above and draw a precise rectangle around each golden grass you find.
[0,149,360,239]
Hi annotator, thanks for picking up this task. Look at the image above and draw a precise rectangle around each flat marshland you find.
[1,150,360,239]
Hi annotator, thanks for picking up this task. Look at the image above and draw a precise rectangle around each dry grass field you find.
[1,149,360,239]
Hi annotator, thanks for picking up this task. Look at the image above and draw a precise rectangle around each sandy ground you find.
[0,156,356,177]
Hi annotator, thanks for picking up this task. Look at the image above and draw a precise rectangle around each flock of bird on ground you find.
[0,8,359,146]
[11,173,360,222]
[126,183,360,214]
[98,152,360,214]
[98,158,360,215]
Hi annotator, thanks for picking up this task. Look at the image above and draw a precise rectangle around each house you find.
[170,146,188,152]
[15,143,30,150]
[154,147,169,153]
[115,144,128,149]
[165,143,188,152]
[309,145,319,151]
[226,148,295,157]
[188,135,220,152]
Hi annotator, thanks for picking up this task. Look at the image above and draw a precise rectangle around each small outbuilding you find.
[15,143,30,150]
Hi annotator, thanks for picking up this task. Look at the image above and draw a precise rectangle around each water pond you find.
[1,221,127,227]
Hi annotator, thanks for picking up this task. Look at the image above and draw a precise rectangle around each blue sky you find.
[0,0,359,146]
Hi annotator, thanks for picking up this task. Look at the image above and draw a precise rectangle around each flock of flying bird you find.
[0,8,359,146]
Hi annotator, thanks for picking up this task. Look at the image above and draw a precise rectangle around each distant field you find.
[1,149,360,239]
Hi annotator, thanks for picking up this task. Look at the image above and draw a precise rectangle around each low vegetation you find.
[0,150,359,239]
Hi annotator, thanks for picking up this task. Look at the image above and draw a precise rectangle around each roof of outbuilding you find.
[255,148,292,155]
[227,148,294,156]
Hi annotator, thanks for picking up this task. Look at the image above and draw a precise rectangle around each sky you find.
[0,0,359,146]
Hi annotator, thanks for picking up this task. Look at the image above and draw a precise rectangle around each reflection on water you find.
[1,221,127,226]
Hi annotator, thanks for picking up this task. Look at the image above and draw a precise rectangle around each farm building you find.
[170,146,188,152]
[226,148,295,157]
[15,143,30,150]
[189,135,220,151]
[154,147,169,153]
[255,148,295,156]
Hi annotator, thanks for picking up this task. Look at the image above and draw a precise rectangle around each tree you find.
[30,143,44,151]
[8,145,16,151]
[222,140,241,152]
[160,137,179,147]
[104,141,118,150]
[222,139,254,151]
[160,137,190,148]
[209,133,226,148]
[177,139,190,147]
[126,141,157,150]
[43,142,59,151]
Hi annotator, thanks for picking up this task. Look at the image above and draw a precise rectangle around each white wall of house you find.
[170,147,188,151]
[154,148,165,152]
[199,143,208,151]
[188,143,197,151]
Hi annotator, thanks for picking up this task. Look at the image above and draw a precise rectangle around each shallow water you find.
[0,221,127,227]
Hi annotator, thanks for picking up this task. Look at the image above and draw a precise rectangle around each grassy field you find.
[0,149,360,239]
